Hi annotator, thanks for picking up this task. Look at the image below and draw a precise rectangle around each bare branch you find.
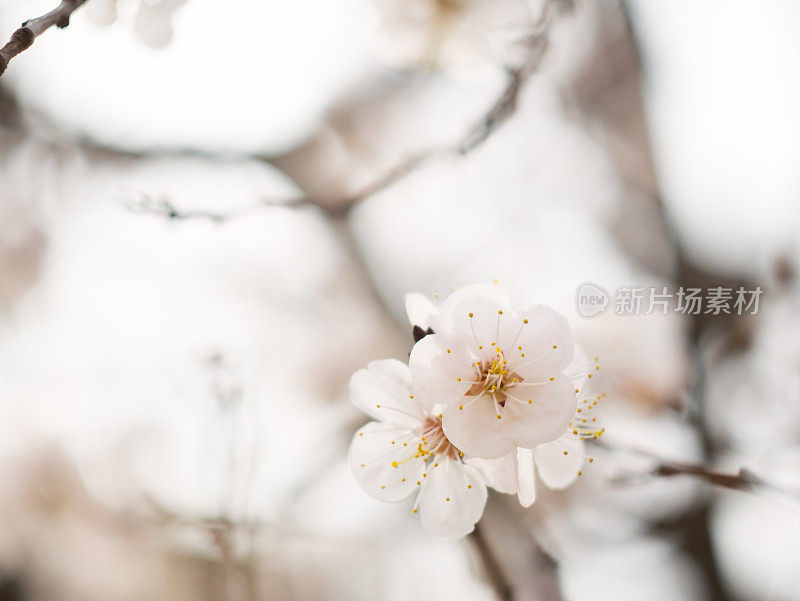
[469,524,514,601]
[127,0,568,223]
[598,440,800,499]
[0,0,89,77]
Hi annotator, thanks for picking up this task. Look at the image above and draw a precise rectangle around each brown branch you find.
[0,0,89,77]
[469,524,514,601]
[126,0,569,223]
[598,440,799,498]
[656,463,751,490]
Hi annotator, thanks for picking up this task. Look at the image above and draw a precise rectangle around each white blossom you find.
[349,359,495,538]
[405,285,602,505]
[372,0,536,69]
[407,283,597,459]
[87,0,187,48]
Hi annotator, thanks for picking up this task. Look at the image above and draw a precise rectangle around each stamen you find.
[512,346,557,371]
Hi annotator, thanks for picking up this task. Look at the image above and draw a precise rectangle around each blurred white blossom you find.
[373,0,536,69]
[87,0,187,48]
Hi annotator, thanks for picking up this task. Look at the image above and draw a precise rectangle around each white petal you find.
[349,422,424,502]
[503,376,576,448]
[442,395,515,459]
[418,458,487,539]
[404,292,439,331]
[564,343,590,392]
[467,451,518,494]
[534,436,585,489]
[436,283,515,345]
[516,448,536,507]
[507,305,574,380]
[408,334,473,400]
[350,359,427,428]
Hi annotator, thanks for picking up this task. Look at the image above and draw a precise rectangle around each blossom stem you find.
[469,524,514,601]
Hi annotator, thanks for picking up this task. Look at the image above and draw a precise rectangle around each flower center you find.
[419,416,461,459]
[466,349,523,406]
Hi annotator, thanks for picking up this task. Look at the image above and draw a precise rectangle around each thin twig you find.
[597,439,799,498]
[0,0,89,77]
[127,0,567,223]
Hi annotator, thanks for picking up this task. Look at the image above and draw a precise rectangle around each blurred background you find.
[0,0,799,600]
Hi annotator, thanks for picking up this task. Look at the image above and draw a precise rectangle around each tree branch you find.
[0,0,89,77]
[469,524,515,601]
[598,439,800,499]
[126,0,568,223]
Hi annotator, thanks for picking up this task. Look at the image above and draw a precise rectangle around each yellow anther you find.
[549,377,554,382]
[521,353,526,357]
[467,484,472,489]
[376,404,381,408]
[577,471,583,476]
[589,458,594,463]
[478,345,483,350]
[528,399,532,404]
[518,346,522,350]
[553,345,557,349]
[409,394,414,399]
[563,451,568,456]
[434,462,439,467]
[391,461,398,468]
[447,348,451,354]
[469,312,474,318]
[459,405,463,410]
[446,497,451,501]
[456,377,462,381]
[496,414,502,419]
[361,463,365,467]
[381,485,386,489]
[523,318,529,324]
[413,508,418,513]
[417,481,421,485]
[401,478,406,482]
